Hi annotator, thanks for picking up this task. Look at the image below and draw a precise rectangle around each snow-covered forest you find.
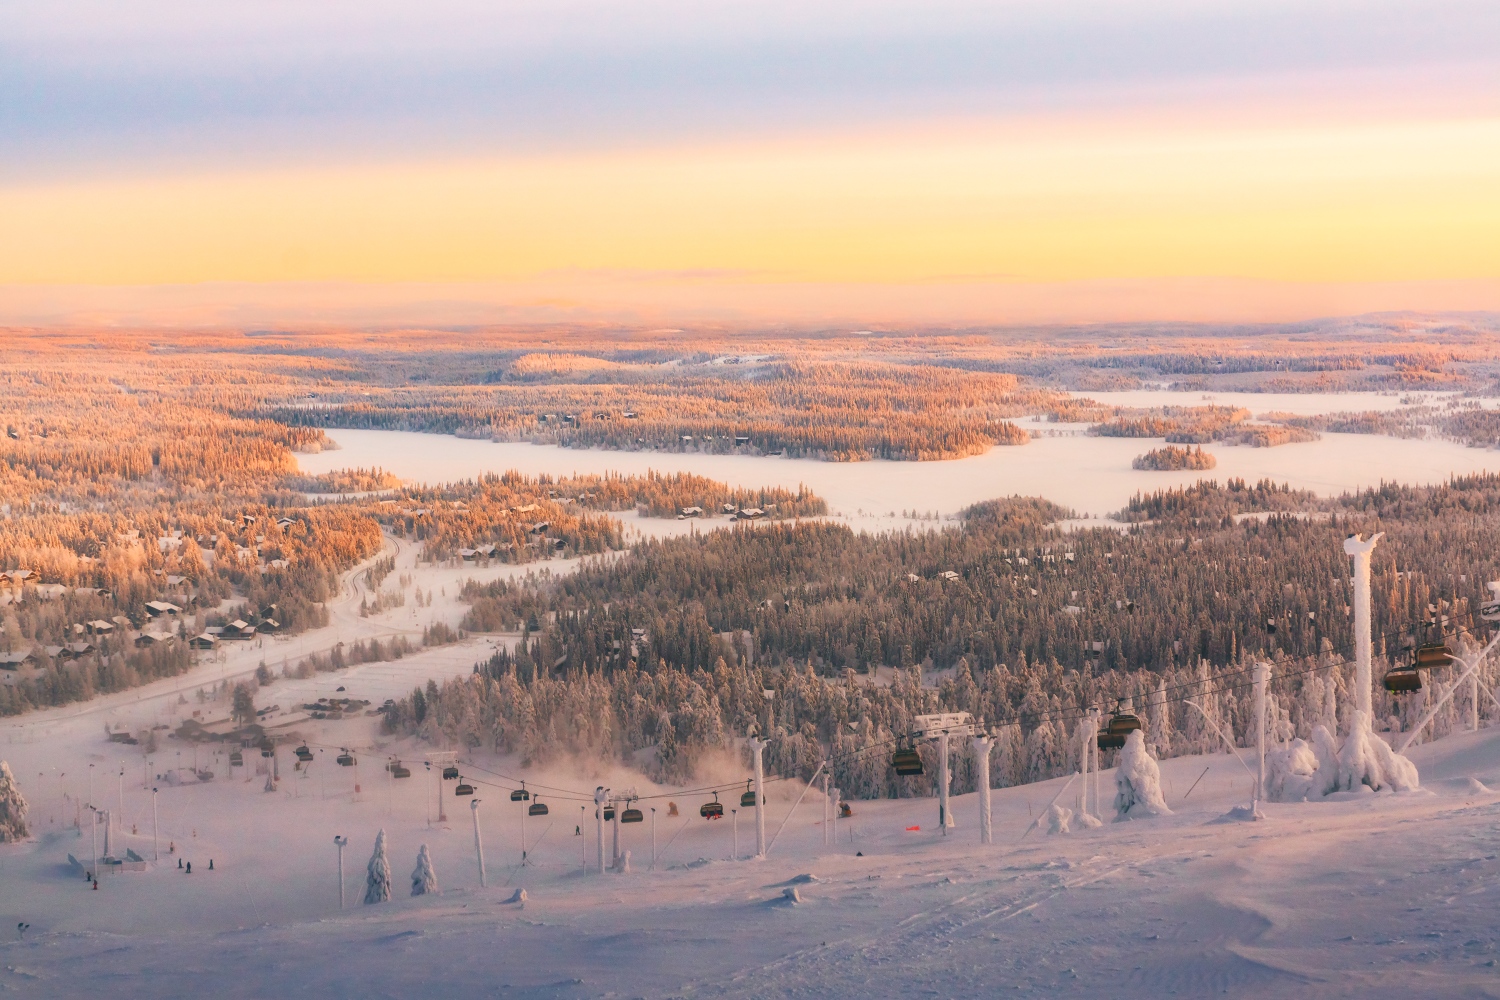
[386,475,1500,794]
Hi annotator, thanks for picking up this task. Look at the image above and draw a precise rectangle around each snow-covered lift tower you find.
[914,712,975,835]
[593,786,608,874]
[748,736,769,858]
[971,733,992,845]
[1343,532,1383,719]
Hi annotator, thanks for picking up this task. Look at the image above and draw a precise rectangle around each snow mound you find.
[1075,810,1102,830]
[506,888,527,904]
[1264,738,1319,803]
[1113,730,1172,821]
[1337,711,1420,793]
[1468,777,1492,794]
[783,873,820,885]
[1210,805,1264,824]
[1044,804,1073,835]
[781,887,801,905]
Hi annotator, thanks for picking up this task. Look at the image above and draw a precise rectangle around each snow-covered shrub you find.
[1045,803,1073,835]
[411,843,438,896]
[1263,738,1319,803]
[1113,730,1172,821]
[1337,710,1419,793]
[0,761,28,842]
[365,829,392,904]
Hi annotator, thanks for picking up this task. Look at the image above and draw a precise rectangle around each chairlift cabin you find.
[741,781,759,808]
[296,746,314,763]
[510,787,530,802]
[1096,708,1143,751]
[454,781,474,796]
[1384,665,1423,693]
[891,747,924,776]
[229,751,243,767]
[529,801,549,817]
[442,765,459,780]
[603,805,616,821]
[700,795,725,820]
[1415,642,1454,669]
[621,806,644,823]
[337,752,355,767]
[390,762,412,778]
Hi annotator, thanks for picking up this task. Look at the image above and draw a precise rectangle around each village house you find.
[144,601,182,618]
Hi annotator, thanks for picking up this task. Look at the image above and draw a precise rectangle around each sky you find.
[2,0,1498,327]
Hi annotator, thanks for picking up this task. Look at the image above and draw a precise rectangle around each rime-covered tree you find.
[0,761,29,842]
[411,843,439,896]
[364,829,391,904]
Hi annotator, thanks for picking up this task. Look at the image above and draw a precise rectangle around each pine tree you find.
[411,843,439,896]
[0,761,29,842]
[364,829,392,904]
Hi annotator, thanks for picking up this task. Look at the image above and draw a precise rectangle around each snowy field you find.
[6,693,1500,998]
[297,423,1500,528]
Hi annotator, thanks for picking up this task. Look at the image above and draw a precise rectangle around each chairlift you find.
[529,801,549,817]
[603,805,616,821]
[296,746,314,763]
[229,751,243,767]
[1096,705,1143,751]
[891,746,924,776]
[442,765,459,780]
[1384,664,1422,693]
[1414,642,1454,670]
[261,748,273,759]
[840,801,853,818]
[740,781,759,808]
[510,783,530,802]
[699,794,724,820]
[621,806,644,823]
[390,761,411,778]
[454,781,474,796]
[337,752,355,767]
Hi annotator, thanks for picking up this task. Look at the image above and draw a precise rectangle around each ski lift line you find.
[457,773,594,803]
[1181,700,1258,782]
[1395,631,1500,755]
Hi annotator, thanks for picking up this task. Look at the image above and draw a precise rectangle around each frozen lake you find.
[1069,388,1479,415]
[297,426,1500,527]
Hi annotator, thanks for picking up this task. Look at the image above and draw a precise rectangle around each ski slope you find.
[5,685,1500,998]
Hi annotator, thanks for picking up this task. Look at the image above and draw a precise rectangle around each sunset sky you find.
[3,0,1498,326]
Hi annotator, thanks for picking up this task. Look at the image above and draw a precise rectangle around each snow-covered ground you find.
[4,536,1500,1000]
[6,699,1500,999]
[298,425,1500,530]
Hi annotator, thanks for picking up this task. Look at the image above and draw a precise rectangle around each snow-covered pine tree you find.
[411,843,438,896]
[0,761,29,842]
[364,829,392,904]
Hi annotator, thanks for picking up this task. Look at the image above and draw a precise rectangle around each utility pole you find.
[594,787,607,874]
[1254,661,1270,813]
[118,764,125,827]
[521,796,528,866]
[471,799,486,888]
[830,786,840,846]
[1344,532,1383,720]
[151,787,159,861]
[650,807,657,869]
[749,736,768,858]
[972,733,992,845]
[333,835,348,909]
[611,799,620,867]
[822,771,831,846]
[90,807,98,876]
[731,808,738,860]
[937,730,952,834]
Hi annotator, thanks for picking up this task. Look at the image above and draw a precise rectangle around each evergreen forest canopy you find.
[384,475,1500,795]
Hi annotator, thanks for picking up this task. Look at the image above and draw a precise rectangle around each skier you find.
[178,858,183,869]
[185,862,191,874]
[208,859,214,870]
